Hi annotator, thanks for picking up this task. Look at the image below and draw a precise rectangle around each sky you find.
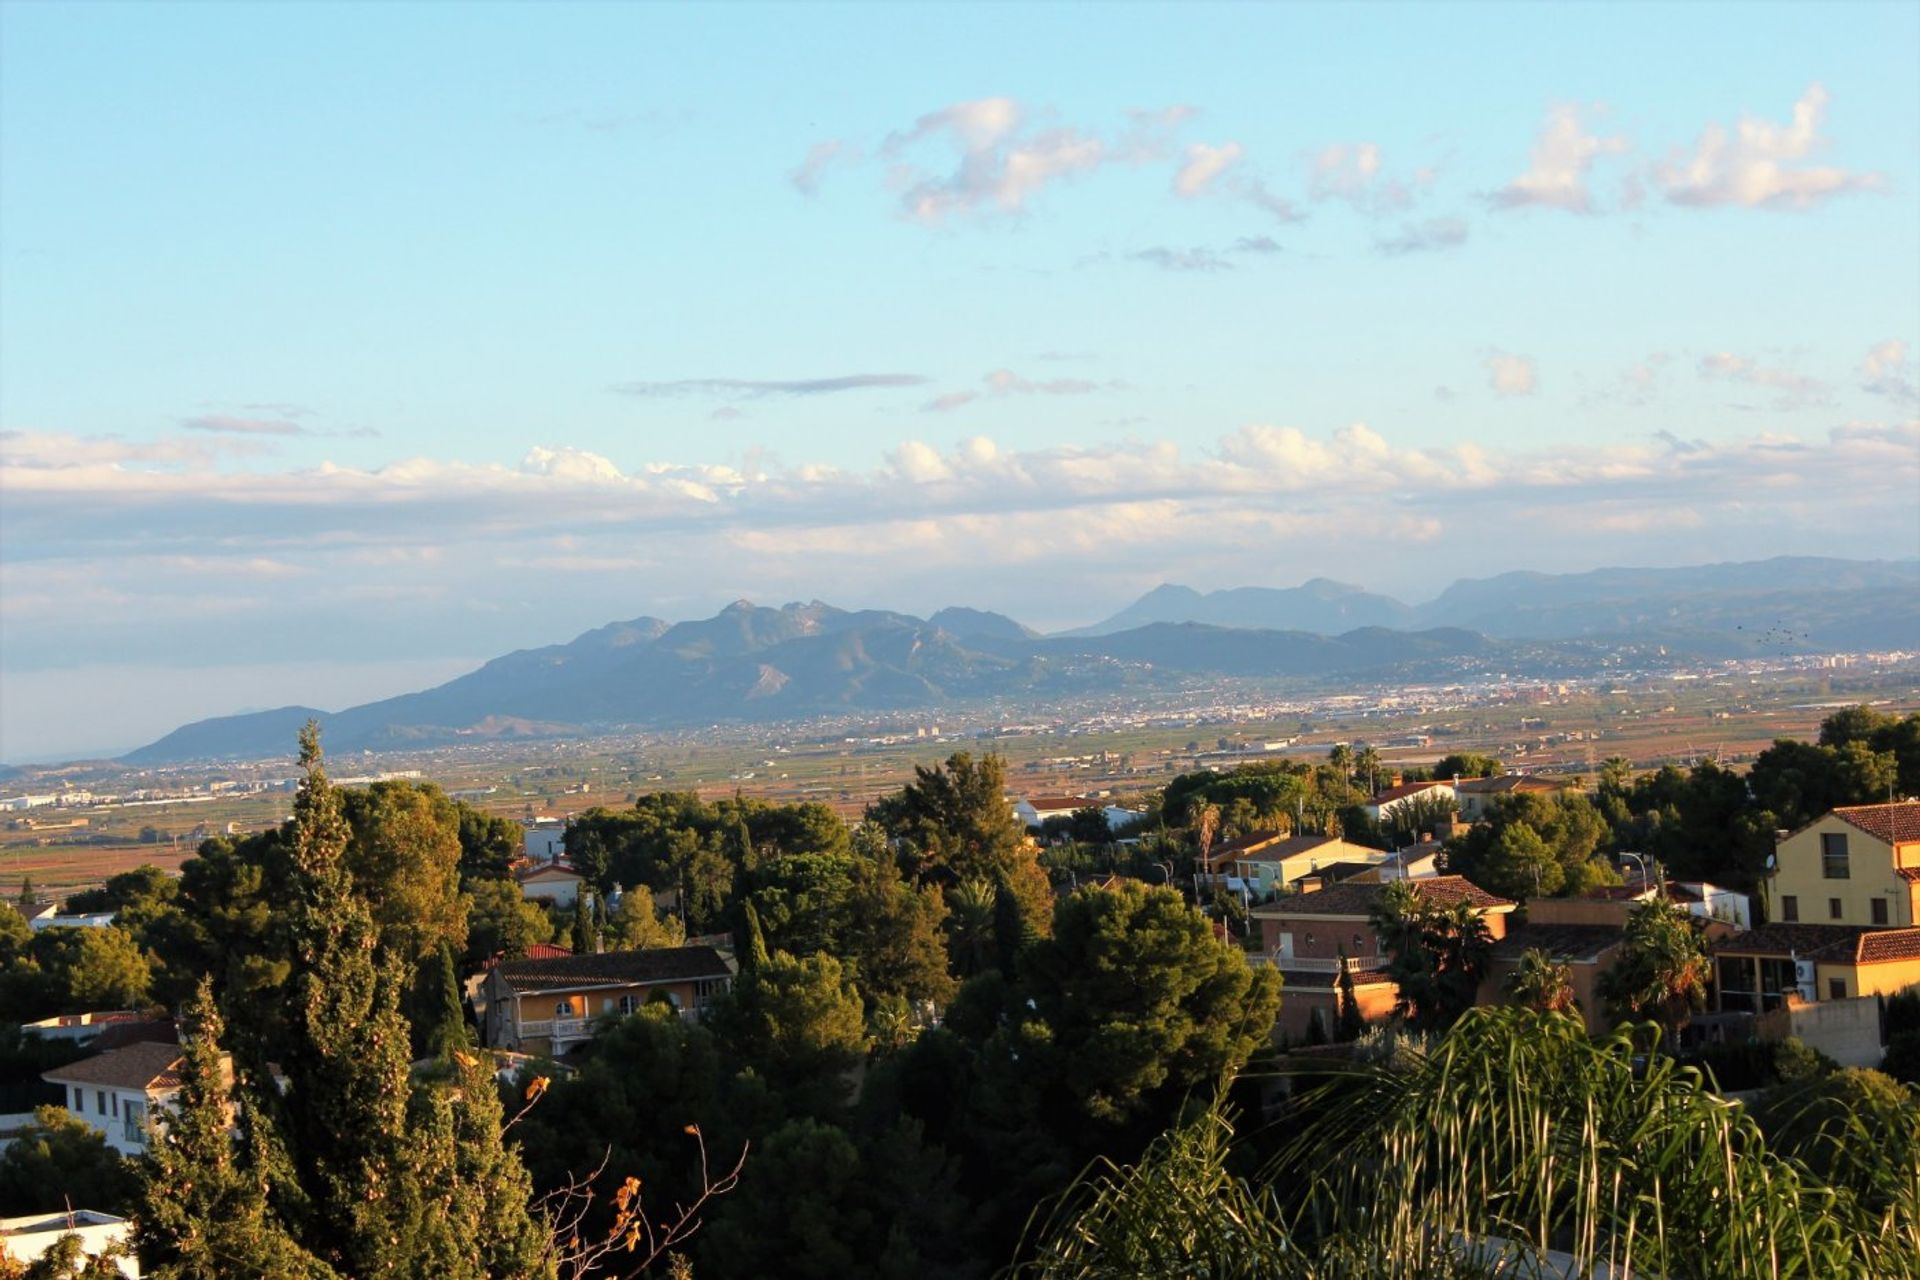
[2,0,1917,761]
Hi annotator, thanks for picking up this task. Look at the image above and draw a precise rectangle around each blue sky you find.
[2,1,1917,760]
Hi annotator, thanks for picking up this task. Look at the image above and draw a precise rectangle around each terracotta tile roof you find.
[1832,802,1920,845]
[1855,929,1920,964]
[1203,828,1293,864]
[1256,874,1512,919]
[494,945,731,994]
[516,861,583,883]
[1711,923,1870,962]
[1288,860,1380,888]
[1271,961,1394,990]
[1230,835,1363,864]
[1896,867,1920,884]
[42,1040,189,1093]
[1457,775,1569,796]
[1369,780,1452,806]
[1493,923,1625,964]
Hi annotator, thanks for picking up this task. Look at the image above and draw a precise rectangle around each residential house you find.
[24,903,116,933]
[1361,779,1456,826]
[480,946,734,1056]
[1251,875,1515,1040]
[1712,803,1920,1014]
[1582,878,1753,930]
[1455,774,1572,823]
[42,1040,223,1159]
[1012,795,1092,828]
[1202,832,1389,897]
[1,1211,139,1278]
[1766,802,1919,929]
[516,860,585,908]
[524,822,568,863]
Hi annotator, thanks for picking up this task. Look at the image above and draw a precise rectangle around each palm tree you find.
[1192,803,1221,876]
[946,877,997,977]
[1599,898,1713,1036]
[1503,947,1576,1015]
[1327,745,1353,805]
[1354,747,1382,798]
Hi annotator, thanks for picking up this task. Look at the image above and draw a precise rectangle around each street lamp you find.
[1619,852,1655,896]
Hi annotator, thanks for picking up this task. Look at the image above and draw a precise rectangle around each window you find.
[123,1101,145,1146]
[1822,832,1850,879]
[112,1094,119,1118]
[1873,898,1889,925]
[1829,898,1843,920]
[1828,978,1847,1000]
[618,995,642,1015]
[553,1000,573,1018]
[71,1086,82,1111]
[96,1090,106,1116]
[1781,895,1799,922]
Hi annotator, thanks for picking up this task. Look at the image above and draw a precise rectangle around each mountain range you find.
[122,556,1918,764]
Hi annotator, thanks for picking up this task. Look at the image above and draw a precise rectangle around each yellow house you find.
[1713,802,1920,1011]
[1769,802,1920,929]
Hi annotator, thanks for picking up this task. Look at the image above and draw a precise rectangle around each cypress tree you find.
[1335,948,1364,1042]
[424,943,472,1061]
[570,890,593,955]
[17,876,33,908]
[139,979,331,1279]
[742,900,771,972]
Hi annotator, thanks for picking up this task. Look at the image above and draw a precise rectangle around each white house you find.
[1,1210,139,1278]
[41,1040,220,1159]
[1101,805,1148,834]
[1012,795,1092,828]
[26,904,118,933]
[516,861,585,908]
[524,823,568,863]
[1361,780,1456,826]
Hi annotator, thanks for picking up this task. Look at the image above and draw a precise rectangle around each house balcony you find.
[1248,954,1377,974]
[514,1017,589,1042]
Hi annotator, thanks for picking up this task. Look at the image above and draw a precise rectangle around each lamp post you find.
[1620,852,1652,896]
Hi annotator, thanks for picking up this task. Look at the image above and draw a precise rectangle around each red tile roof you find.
[516,861,583,883]
[494,945,732,993]
[43,1040,190,1093]
[1712,923,1870,961]
[1256,874,1512,919]
[1832,802,1920,845]
[1855,928,1920,965]
[1369,780,1452,806]
[1896,867,1920,884]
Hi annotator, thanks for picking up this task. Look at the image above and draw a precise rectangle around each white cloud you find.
[1173,141,1243,196]
[1308,142,1428,213]
[789,139,857,195]
[1485,352,1539,397]
[1696,352,1830,409]
[881,98,1166,223]
[1489,104,1629,213]
[1860,339,1918,404]
[1654,84,1884,210]
[923,368,1103,412]
[1374,217,1469,256]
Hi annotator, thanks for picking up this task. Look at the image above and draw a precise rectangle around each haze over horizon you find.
[3,2,1917,761]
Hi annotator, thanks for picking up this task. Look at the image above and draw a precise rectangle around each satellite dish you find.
[1764,853,1777,871]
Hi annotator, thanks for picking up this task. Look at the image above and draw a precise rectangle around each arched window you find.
[554,999,573,1018]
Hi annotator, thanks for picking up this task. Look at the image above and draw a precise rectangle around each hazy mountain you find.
[123,603,1504,762]
[1416,557,1920,653]
[927,606,1040,643]
[1067,578,1415,635]
[1072,557,1919,654]
[118,557,1919,764]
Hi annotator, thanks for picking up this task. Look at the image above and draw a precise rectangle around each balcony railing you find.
[1248,954,1382,974]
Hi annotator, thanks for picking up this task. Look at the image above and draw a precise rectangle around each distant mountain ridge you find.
[124,604,1494,763]
[1073,556,1920,654]
[119,556,1920,765]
